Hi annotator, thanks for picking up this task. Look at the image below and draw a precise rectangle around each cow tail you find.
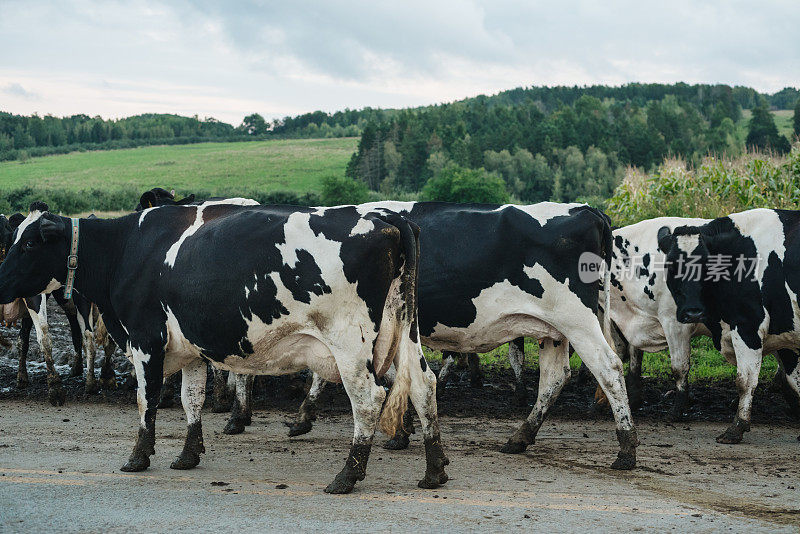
[378,213,420,438]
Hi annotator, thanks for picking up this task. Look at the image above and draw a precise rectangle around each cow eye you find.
[23,240,36,251]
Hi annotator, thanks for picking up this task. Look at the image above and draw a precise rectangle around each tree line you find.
[342,84,799,205]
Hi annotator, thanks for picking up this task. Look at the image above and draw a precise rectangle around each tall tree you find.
[746,103,791,153]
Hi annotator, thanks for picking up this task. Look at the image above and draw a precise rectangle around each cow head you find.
[0,204,70,304]
[657,225,710,324]
[135,188,196,211]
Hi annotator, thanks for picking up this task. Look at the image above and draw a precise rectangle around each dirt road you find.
[1,399,798,532]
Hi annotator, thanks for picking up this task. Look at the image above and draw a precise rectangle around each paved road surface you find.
[1,399,798,532]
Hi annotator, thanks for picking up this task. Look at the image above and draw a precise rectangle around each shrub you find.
[421,164,509,204]
[320,175,369,206]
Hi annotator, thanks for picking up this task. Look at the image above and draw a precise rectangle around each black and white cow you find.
[287,201,638,468]
[0,202,448,494]
[2,204,113,403]
[657,208,800,443]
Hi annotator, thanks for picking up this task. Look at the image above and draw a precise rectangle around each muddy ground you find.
[1,301,799,532]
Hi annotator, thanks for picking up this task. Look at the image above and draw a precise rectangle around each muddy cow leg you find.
[16,316,32,389]
[223,373,253,435]
[95,311,117,390]
[665,330,692,422]
[568,322,638,470]
[466,352,483,388]
[170,359,207,470]
[325,344,387,494]
[27,297,65,406]
[717,334,762,444]
[776,350,800,419]
[501,339,571,454]
[61,302,84,379]
[287,372,327,437]
[158,372,180,408]
[437,351,457,392]
[211,368,232,413]
[120,347,164,472]
[626,347,644,410]
[405,341,449,489]
[508,337,527,406]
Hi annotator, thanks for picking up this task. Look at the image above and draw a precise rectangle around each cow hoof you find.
[418,469,449,489]
[85,382,100,395]
[324,473,359,494]
[499,440,528,454]
[120,455,150,472]
[715,430,743,444]
[170,451,201,470]
[610,451,636,470]
[48,387,66,407]
[382,434,410,450]
[223,418,246,435]
[285,420,313,437]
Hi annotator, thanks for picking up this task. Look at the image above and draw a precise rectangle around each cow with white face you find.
[658,208,800,443]
[0,203,447,494]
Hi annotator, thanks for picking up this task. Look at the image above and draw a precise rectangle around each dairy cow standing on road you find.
[0,202,448,494]
[288,201,638,468]
[658,208,800,443]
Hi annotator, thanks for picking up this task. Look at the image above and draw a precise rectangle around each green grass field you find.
[0,137,358,194]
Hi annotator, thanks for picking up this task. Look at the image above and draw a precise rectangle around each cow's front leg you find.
[99,338,117,390]
[223,373,253,435]
[666,334,692,421]
[31,308,65,406]
[211,368,232,413]
[15,317,32,389]
[121,348,164,472]
[501,339,570,454]
[382,408,415,450]
[82,328,98,394]
[717,335,762,444]
[171,359,207,470]
[775,350,800,419]
[509,337,527,405]
[325,348,386,494]
[287,372,326,437]
[158,373,179,408]
[466,352,483,388]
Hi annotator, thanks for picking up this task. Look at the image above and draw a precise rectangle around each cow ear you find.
[139,191,157,209]
[657,226,672,254]
[39,213,65,242]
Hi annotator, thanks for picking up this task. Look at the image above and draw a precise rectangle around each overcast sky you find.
[1,0,798,125]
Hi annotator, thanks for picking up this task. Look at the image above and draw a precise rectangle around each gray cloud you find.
[0,0,797,123]
[2,82,40,100]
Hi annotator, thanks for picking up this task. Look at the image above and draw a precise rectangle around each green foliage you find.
[794,98,800,137]
[420,164,509,204]
[320,175,369,206]
[746,103,791,153]
[606,143,800,225]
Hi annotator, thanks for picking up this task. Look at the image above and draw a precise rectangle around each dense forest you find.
[343,84,799,204]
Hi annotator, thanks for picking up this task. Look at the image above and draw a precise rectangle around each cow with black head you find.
[658,208,800,443]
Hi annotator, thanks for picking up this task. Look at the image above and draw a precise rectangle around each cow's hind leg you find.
[325,346,386,494]
[717,335,762,444]
[171,360,207,470]
[776,350,800,419]
[287,372,326,437]
[509,337,527,406]
[211,368,233,413]
[223,373,253,435]
[16,317,32,389]
[569,329,638,470]
[121,347,164,472]
[405,343,449,489]
[501,339,570,454]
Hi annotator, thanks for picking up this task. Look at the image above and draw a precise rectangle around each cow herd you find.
[0,189,799,495]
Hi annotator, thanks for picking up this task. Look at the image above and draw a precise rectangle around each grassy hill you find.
[0,137,358,195]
